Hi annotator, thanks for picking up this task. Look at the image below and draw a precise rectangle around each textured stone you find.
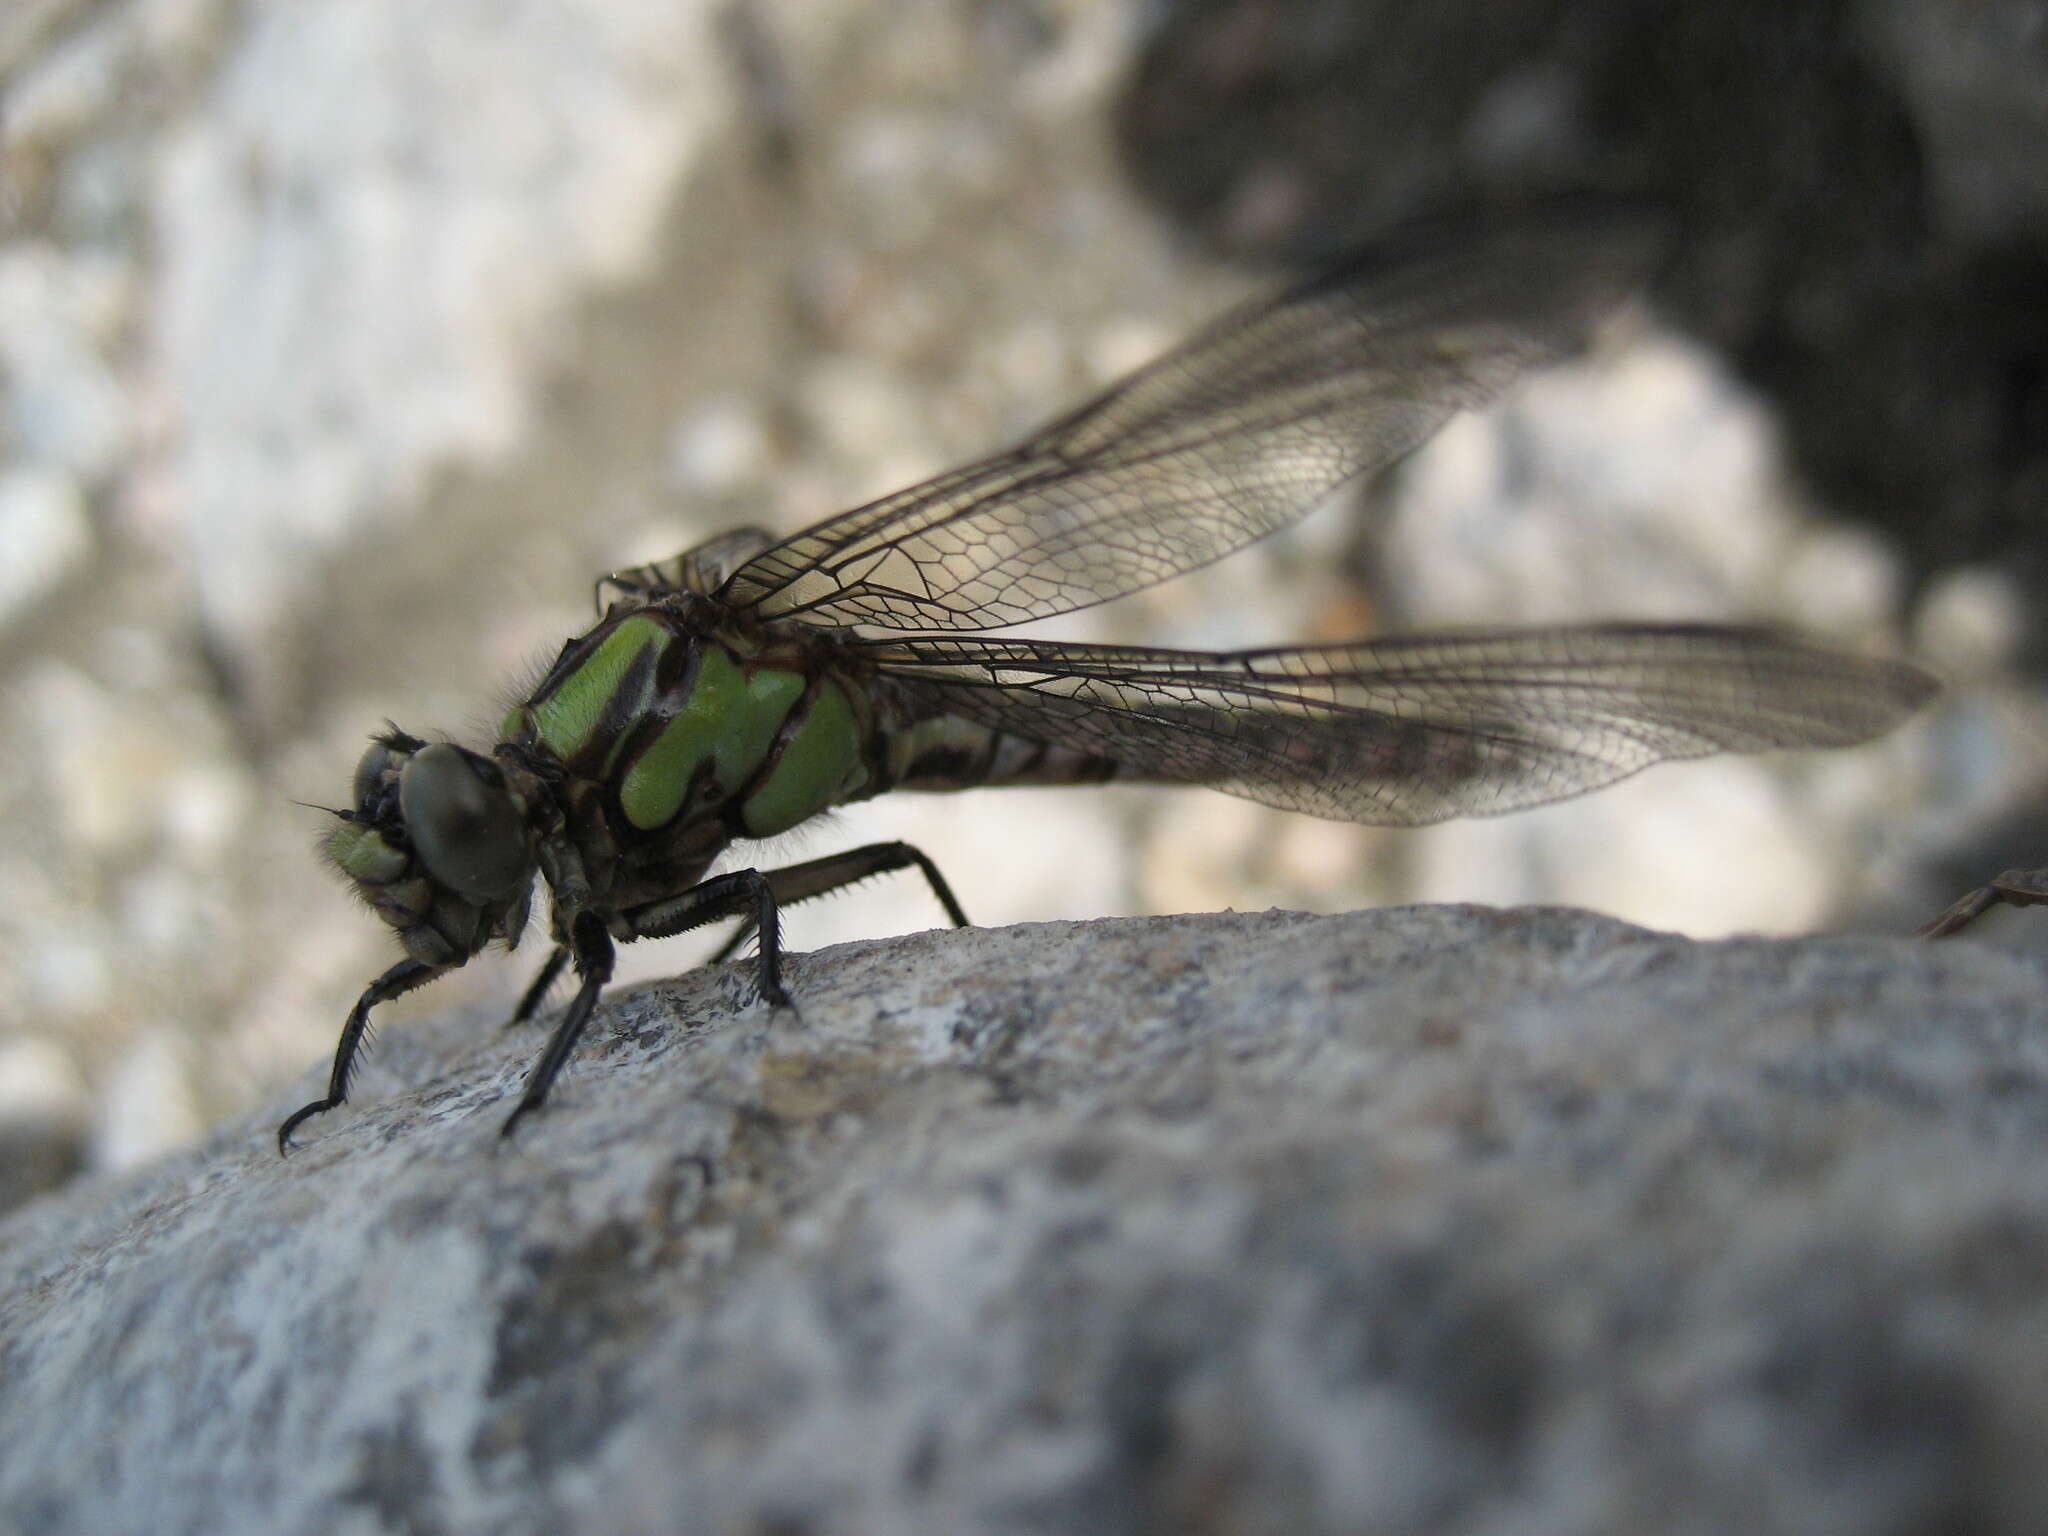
[5,907,2047,1535]
[0,466,91,629]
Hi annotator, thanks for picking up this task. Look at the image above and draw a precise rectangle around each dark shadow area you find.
[1115,0,2048,659]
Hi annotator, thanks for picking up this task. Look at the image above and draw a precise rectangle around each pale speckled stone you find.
[0,466,91,626]
[87,1025,205,1170]
[152,0,741,648]
[0,244,131,484]
[4,908,2048,1535]
[1915,564,2029,676]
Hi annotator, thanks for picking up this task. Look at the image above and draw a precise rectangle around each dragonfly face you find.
[322,731,539,968]
[281,204,1935,1155]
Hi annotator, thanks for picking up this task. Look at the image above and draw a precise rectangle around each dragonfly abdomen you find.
[501,610,874,843]
[881,714,1123,794]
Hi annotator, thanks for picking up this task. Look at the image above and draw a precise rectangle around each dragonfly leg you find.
[705,841,971,964]
[1918,868,2048,939]
[505,944,572,1028]
[625,868,795,1009]
[278,958,445,1155]
[503,871,813,1138]
[501,912,615,1138]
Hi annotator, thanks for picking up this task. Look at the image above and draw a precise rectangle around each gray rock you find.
[5,906,2047,1536]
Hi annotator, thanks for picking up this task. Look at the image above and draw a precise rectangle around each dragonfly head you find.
[321,729,539,966]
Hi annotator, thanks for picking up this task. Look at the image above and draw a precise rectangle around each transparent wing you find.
[859,626,1934,825]
[719,205,1660,632]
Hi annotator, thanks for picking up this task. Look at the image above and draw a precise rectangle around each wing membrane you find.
[860,627,1933,825]
[721,206,1660,631]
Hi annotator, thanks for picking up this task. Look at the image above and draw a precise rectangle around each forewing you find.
[859,627,1934,825]
[720,206,1660,632]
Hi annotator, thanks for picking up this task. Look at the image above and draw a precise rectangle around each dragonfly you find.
[282,209,1935,1152]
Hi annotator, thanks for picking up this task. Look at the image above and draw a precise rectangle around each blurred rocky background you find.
[0,0,2042,1209]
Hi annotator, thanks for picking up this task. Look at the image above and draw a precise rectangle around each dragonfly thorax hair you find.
[281,206,1934,1155]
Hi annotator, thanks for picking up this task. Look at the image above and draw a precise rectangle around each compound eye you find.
[352,733,422,811]
[352,733,428,819]
[398,744,531,901]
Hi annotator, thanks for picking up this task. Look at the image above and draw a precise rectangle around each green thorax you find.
[499,609,874,840]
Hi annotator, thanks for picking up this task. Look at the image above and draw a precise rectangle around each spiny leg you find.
[278,958,445,1155]
[1919,868,2048,939]
[501,912,615,1139]
[705,841,972,965]
[506,945,572,1028]
[501,872,795,1139]
[499,850,973,1136]
[628,867,797,1008]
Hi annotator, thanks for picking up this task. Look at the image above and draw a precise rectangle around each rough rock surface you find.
[5,906,2047,1535]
